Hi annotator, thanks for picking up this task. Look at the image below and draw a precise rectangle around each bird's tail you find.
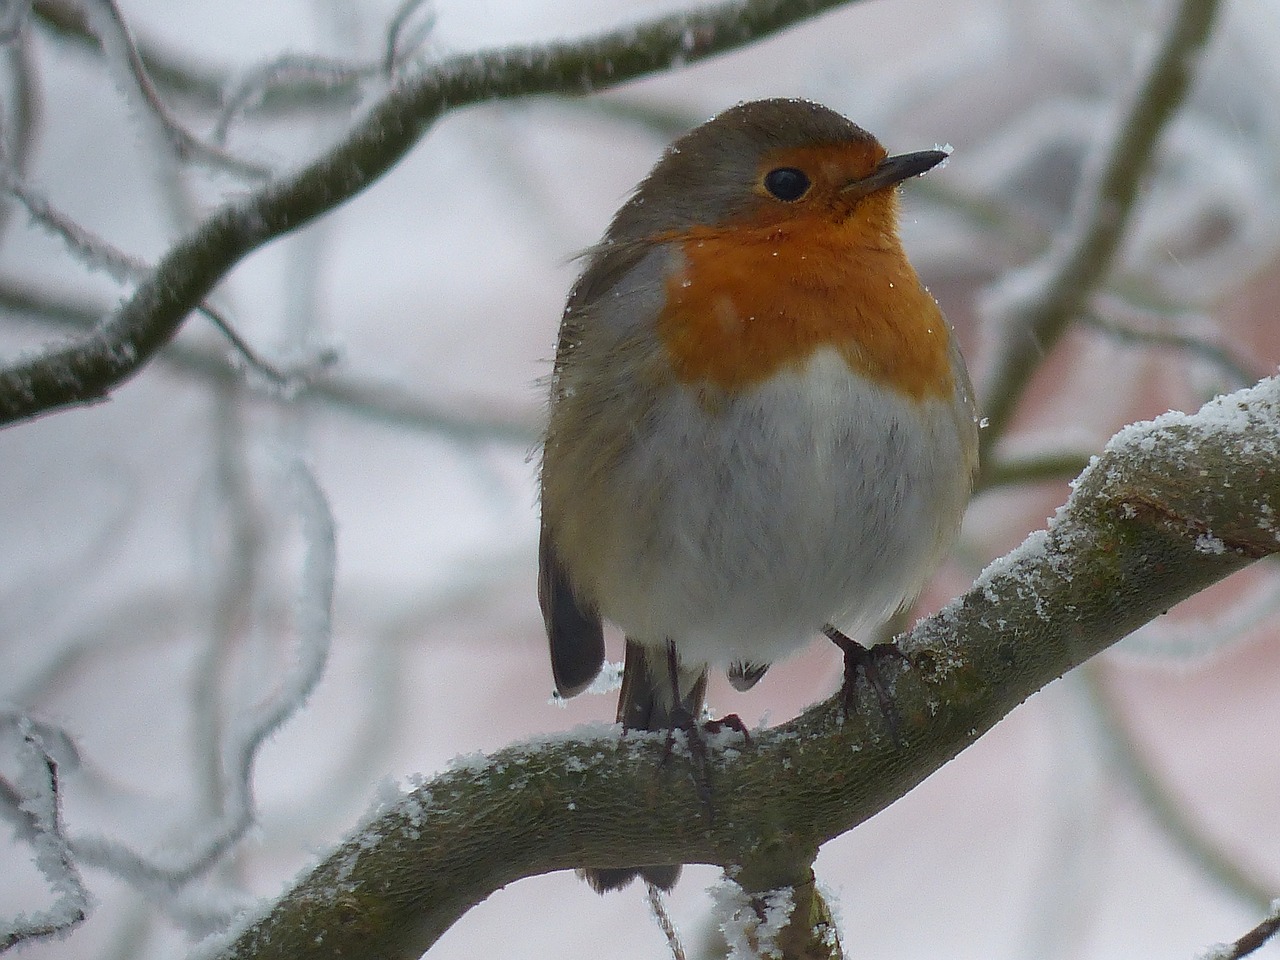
[581,638,706,894]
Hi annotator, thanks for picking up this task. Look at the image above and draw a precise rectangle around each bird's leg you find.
[659,640,715,814]
[823,625,908,742]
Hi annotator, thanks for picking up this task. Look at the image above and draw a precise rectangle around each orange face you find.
[654,141,954,403]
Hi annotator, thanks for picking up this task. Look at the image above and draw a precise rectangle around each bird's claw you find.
[824,627,909,744]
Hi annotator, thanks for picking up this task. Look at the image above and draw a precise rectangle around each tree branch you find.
[209,377,1280,960]
[0,0,868,427]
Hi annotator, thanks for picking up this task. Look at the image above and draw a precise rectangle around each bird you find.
[537,98,979,893]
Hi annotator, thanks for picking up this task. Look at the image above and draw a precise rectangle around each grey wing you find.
[538,238,670,700]
[538,520,604,699]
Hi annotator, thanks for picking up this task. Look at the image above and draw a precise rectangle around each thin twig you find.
[213,53,365,145]
[80,0,271,178]
[0,728,88,952]
[1202,905,1280,960]
[189,390,260,820]
[384,0,436,75]
[0,0,872,426]
[977,0,1223,473]
[32,0,356,112]
[5,180,298,382]
[647,884,688,960]
[6,175,146,280]
[196,300,296,386]
[64,460,334,909]
[0,27,41,242]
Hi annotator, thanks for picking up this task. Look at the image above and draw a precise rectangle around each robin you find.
[538,98,978,893]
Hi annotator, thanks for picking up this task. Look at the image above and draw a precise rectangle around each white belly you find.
[587,349,972,668]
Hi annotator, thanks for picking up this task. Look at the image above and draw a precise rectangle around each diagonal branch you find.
[210,377,1280,960]
[0,0,869,428]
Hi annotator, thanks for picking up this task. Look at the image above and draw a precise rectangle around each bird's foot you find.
[824,626,909,743]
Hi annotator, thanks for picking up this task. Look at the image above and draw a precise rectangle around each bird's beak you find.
[841,149,948,201]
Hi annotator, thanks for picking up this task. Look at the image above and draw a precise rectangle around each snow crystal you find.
[446,751,490,774]
[1193,533,1226,555]
[1102,375,1280,461]
[584,660,626,697]
[710,878,796,960]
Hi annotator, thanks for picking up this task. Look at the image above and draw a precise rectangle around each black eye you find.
[763,167,811,201]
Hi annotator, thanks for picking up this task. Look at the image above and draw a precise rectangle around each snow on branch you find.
[205,377,1280,960]
[0,0,870,427]
[0,722,87,952]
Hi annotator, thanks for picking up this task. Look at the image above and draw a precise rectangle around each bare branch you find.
[1081,301,1258,389]
[977,0,1223,470]
[0,0,870,427]
[975,449,1094,494]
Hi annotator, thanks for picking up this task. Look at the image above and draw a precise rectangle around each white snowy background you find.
[1,0,1279,958]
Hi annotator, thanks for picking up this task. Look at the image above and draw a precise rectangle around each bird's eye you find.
[763,167,811,201]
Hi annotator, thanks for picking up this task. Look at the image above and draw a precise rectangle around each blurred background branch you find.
[975,0,1221,474]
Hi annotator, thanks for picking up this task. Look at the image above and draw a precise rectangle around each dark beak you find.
[841,149,948,200]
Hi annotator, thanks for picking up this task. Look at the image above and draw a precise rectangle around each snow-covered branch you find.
[0,724,87,952]
[208,378,1280,960]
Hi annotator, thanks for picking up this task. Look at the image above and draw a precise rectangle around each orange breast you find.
[655,212,954,401]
